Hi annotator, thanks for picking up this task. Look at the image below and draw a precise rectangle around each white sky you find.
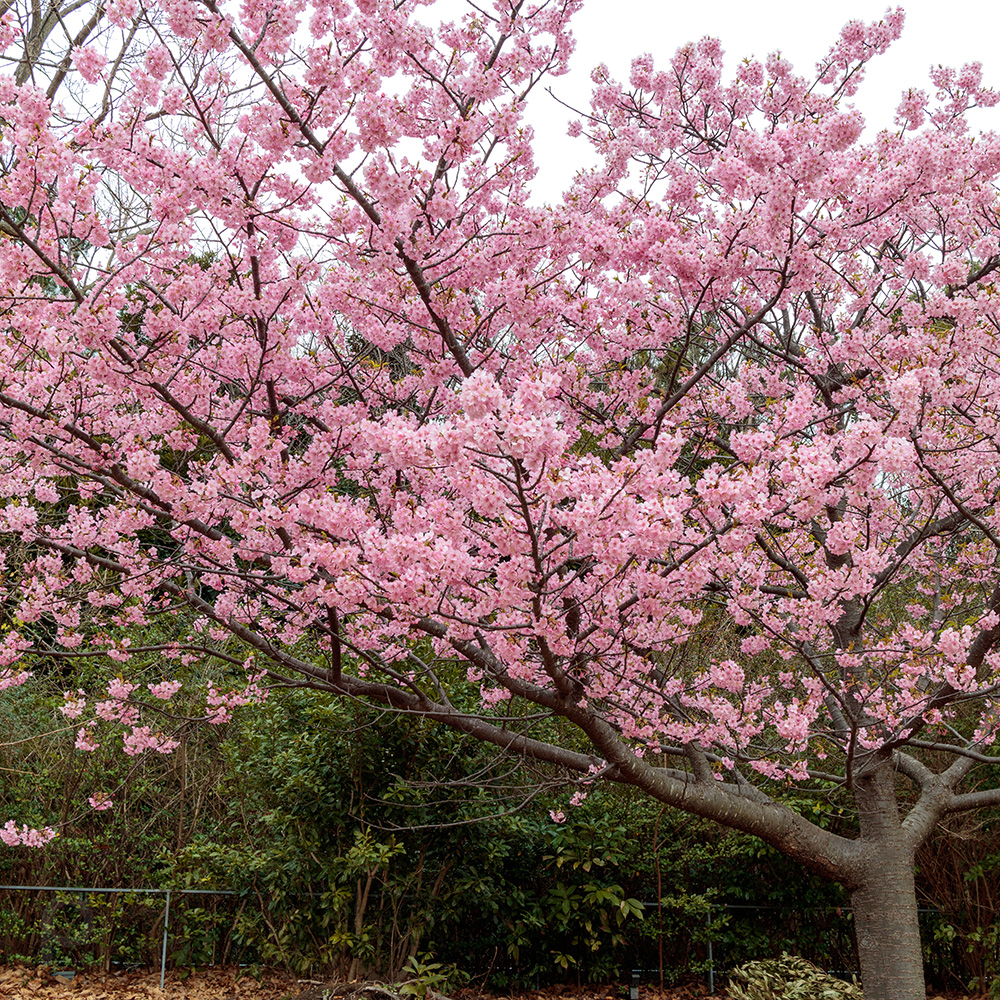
[524,0,1000,201]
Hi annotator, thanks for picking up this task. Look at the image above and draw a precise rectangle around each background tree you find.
[1,3,1000,998]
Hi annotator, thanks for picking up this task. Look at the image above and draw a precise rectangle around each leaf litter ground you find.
[0,965,978,999]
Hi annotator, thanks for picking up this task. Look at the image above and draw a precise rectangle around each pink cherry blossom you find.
[60,690,87,719]
[75,727,99,752]
[0,6,997,995]
[0,821,57,847]
[72,45,106,84]
[148,680,182,700]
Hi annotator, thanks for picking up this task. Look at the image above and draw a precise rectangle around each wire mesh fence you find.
[629,901,959,995]
[0,885,238,987]
[0,886,974,996]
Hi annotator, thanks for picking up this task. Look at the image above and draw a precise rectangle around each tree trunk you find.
[850,763,925,1000]
[851,847,925,1000]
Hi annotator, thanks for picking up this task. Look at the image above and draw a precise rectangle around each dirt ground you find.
[0,965,982,1000]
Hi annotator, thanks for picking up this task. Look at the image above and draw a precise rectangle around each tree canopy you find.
[1,2,1000,996]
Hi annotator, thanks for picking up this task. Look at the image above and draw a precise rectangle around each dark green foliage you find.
[0,675,989,990]
[915,796,1000,996]
[163,690,647,984]
[0,666,237,971]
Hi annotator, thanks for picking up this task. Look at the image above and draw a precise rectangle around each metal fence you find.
[0,886,967,995]
[0,885,235,988]
[631,901,954,995]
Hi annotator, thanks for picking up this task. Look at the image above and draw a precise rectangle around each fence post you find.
[160,890,171,989]
[706,906,715,995]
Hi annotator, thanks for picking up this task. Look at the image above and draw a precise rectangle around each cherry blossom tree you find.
[0,1,999,996]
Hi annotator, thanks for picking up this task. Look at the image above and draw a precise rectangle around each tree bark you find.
[851,848,925,1000]
[850,763,926,1000]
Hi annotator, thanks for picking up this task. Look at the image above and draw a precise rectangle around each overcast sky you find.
[523,0,1000,200]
